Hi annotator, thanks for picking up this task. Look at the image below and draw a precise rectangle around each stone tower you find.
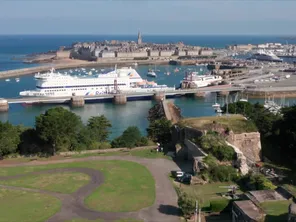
[137,31,142,45]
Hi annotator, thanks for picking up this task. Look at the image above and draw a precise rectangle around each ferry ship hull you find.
[19,67,175,98]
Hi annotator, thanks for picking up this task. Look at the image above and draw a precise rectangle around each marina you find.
[1,35,296,138]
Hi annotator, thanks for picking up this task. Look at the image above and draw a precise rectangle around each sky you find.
[0,1,295,35]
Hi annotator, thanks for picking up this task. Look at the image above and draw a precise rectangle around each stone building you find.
[232,200,265,222]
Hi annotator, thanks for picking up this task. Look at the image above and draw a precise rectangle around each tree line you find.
[0,106,173,158]
[223,101,296,165]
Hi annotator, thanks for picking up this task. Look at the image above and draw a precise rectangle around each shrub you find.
[197,134,235,161]
[212,145,235,161]
[203,154,218,168]
[135,137,149,147]
[210,199,231,212]
[178,192,196,218]
[208,165,239,182]
[111,126,144,148]
[240,173,276,190]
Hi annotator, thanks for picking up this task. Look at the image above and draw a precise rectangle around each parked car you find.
[177,174,192,184]
[171,170,185,178]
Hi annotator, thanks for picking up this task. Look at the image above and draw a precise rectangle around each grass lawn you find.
[176,182,241,210]
[260,200,291,222]
[0,148,172,165]
[114,219,142,222]
[85,161,155,212]
[65,219,142,222]
[180,114,257,133]
[0,188,61,222]
[65,219,103,222]
[0,172,90,194]
[71,148,172,160]
[0,160,155,213]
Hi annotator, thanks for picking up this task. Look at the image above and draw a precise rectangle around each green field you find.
[0,172,90,193]
[66,219,142,222]
[176,182,241,209]
[66,219,103,222]
[1,148,171,165]
[0,188,61,222]
[85,161,155,212]
[261,200,291,222]
[0,160,155,221]
[71,148,171,160]
[180,114,257,133]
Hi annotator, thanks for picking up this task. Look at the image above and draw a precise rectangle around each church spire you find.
[137,31,142,45]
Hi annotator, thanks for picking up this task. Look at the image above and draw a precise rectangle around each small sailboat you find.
[5,79,10,82]
[134,62,138,67]
[174,68,179,72]
[88,71,92,75]
[212,103,220,109]
[15,78,20,82]
[239,94,248,102]
[147,69,157,77]
[212,95,220,110]
[91,68,95,71]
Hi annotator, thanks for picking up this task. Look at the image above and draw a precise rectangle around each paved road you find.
[0,156,181,222]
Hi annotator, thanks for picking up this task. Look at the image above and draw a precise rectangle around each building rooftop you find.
[234,200,264,221]
[248,190,286,203]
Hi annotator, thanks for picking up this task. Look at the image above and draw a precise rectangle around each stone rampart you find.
[226,131,261,163]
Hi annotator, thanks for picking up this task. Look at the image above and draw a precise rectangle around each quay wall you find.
[160,51,174,57]
[246,88,296,98]
[150,51,160,57]
[56,50,70,59]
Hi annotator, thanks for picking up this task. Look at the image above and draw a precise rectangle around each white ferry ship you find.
[248,50,283,62]
[181,71,222,88]
[19,67,174,97]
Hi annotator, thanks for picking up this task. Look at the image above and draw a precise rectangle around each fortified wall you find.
[226,131,261,163]
[172,122,261,174]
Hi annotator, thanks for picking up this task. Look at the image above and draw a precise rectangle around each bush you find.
[135,137,149,147]
[111,126,143,148]
[197,134,235,161]
[208,165,239,182]
[210,199,231,212]
[212,145,235,161]
[203,154,218,168]
[178,192,196,218]
[240,173,276,190]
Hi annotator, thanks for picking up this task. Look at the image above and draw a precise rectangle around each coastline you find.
[0,58,209,79]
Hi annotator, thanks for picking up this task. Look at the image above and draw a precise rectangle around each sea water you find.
[1,35,296,138]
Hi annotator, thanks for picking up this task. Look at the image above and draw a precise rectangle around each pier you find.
[0,86,244,112]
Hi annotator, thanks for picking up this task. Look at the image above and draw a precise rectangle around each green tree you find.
[147,118,172,145]
[178,192,196,218]
[277,106,296,158]
[87,115,112,142]
[224,101,254,116]
[224,101,279,137]
[111,126,146,148]
[0,122,21,158]
[35,107,82,155]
